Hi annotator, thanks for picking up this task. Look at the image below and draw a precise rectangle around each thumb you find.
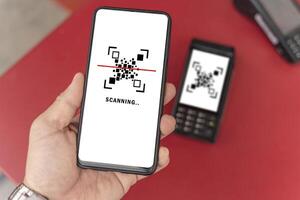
[40,73,84,130]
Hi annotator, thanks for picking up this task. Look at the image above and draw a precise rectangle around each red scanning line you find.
[97,65,156,72]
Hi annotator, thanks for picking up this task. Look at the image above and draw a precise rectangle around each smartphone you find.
[173,39,234,142]
[77,7,171,175]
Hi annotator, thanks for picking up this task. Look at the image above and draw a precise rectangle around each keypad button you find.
[187,109,197,115]
[176,123,183,130]
[291,45,299,53]
[197,112,206,118]
[288,40,300,54]
[294,34,300,41]
[186,115,195,121]
[287,40,296,47]
[175,108,218,138]
[176,117,184,124]
[183,126,193,133]
[196,118,206,123]
[176,112,185,118]
[184,120,194,127]
[195,123,205,129]
[287,39,294,45]
[178,107,187,112]
[193,129,204,136]
[207,120,216,128]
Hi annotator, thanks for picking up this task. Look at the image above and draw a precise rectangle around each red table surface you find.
[1,0,300,199]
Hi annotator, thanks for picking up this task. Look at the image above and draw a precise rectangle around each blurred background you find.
[0,0,90,198]
[0,0,92,76]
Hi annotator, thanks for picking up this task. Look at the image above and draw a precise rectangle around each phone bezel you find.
[172,39,235,142]
[77,7,172,175]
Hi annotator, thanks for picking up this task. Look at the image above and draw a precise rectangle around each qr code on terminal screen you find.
[186,61,224,99]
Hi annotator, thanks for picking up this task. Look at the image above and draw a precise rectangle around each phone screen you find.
[179,49,230,113]
[78,8,170,171]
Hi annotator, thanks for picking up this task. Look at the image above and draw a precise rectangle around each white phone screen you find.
[78,8,169,169]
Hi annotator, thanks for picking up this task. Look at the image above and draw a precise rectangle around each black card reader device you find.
[234,0,300,63]
[173,39,235,142]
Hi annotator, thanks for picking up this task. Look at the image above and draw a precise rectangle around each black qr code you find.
[186,61,224,99]
[99,46,155,93]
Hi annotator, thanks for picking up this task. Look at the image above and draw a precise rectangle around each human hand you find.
[24,73,176,200]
